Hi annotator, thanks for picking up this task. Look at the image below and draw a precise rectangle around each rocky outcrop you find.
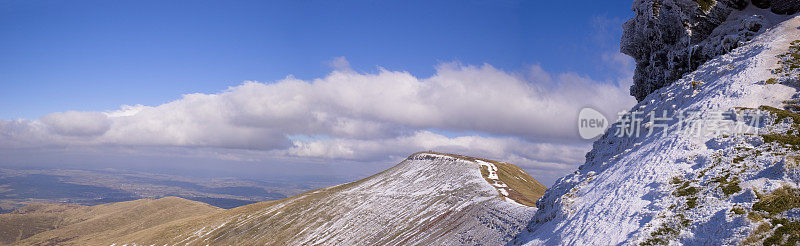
[622,0,800,101]
[771,0,800,14]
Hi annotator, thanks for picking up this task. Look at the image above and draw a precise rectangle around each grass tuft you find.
[691,80,704,89]
[752,186,800,215]
[765,78,779,84]
[761,134,800,150]
[759,105,800,124]
[763,218,800,246]
[693,0,715,12]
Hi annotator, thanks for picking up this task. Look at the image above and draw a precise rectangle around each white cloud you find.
[328,56,353,71]
[285,130,588,165]
[0,60,635,183]
[40,111,111,137]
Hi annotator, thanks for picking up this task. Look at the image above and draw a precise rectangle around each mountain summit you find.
[5,152,546,245]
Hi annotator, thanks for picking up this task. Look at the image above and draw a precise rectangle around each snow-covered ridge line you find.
[407,151,474,162]
[409,151,547,207]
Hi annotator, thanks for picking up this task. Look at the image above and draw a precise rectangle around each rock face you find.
[622,0,800,101]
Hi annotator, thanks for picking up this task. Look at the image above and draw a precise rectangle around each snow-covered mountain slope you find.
[92,152,544,245]
[514,13,800,246]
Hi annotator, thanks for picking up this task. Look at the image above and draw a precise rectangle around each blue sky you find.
[1,0,632,120]
[0,0,638,186]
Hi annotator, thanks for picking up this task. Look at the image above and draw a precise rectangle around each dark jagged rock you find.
[752,0,770,9]
[622,0,800,101]
[772,0,800,14]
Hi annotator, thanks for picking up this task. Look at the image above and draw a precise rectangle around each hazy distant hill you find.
[0,168,339,212]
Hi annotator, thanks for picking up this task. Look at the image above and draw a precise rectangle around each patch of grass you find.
[763,218,800,246]
[765,78,779,84]
[711,174,742,196]
[493,162,549,207]
[642,225,677,246]
[672,180,701,208]
[743,186,800,245]
[785,104,800,112]
[759,105,800,149]
[772,40,800,78]
[742,222,772,245]
[693,0,715,12]
[752,186,800,215]
[748,212,763,222]
[759,105,800,124]
[691,80,704,89]
[651,224,678,237]
[673,182,699,197]
[641,237,667,246]
[721,182,742,196]
[686,197,699,209]
[640,214,692,245]
[785,99,800,104]
[761,134,800,150]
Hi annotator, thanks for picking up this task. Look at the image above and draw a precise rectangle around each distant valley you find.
[0,168,341,212]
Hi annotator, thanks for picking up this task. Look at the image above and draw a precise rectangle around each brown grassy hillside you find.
[3,197,218,245]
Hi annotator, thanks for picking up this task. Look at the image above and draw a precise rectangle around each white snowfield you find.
[114,152,537,245]
[514,11,800,246]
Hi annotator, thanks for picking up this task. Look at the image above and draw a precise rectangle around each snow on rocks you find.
[514,12,800,246]
[622,0,798,101]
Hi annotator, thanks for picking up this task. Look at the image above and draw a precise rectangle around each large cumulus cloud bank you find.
[0,61,635,182]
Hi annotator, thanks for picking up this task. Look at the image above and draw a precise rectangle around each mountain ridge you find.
[2,151,547,245]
